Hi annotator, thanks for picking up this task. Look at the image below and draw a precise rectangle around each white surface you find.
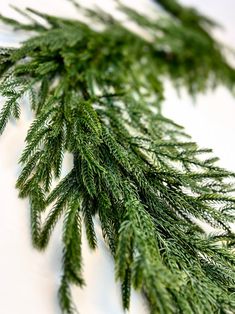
[0,1,235,314]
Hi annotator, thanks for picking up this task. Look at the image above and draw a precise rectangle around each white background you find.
[0,1,235,313]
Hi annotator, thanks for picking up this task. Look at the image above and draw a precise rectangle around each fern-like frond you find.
[1,1,235,314]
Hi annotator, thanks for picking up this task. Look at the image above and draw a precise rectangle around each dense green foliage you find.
[1,1,235,313]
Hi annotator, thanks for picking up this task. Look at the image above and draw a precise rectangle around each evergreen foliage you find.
[1,1,235,313]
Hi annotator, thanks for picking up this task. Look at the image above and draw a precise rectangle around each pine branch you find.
[1,1,235,314]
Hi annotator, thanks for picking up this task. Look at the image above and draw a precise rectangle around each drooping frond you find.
[1,1,235,313]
